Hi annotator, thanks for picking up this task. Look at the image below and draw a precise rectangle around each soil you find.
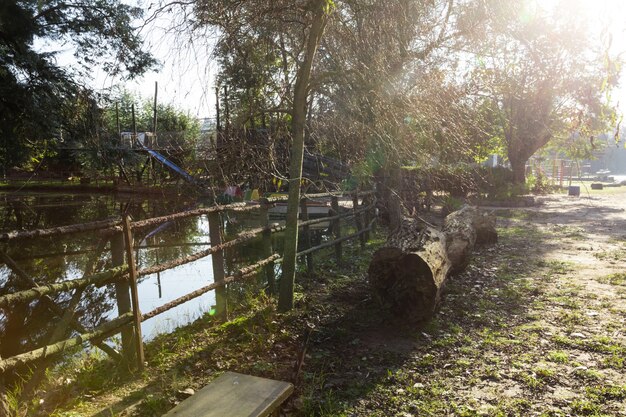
[39,188,626,417]
[287,190,626,417]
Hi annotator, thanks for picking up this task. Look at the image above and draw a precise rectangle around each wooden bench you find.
[162,372,294,417]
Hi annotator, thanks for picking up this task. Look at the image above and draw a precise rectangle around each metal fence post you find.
[259,198,276,294]
[331,196,342,263]
[111,232,135,366]
[300,197,314,273]
[208,211,228,319]
[122,215,145,371]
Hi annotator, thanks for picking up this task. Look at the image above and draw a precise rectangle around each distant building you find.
[199,117,216,134]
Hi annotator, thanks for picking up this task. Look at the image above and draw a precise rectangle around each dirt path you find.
[296,190,626,416]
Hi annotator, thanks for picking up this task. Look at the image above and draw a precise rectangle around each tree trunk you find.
[368,206,497,321]
[509,155,527,184]
[369,221,450,321]
[374,167,404,230]
[278,1,328,312]
[443,205,497,272]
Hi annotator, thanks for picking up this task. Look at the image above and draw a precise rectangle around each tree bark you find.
[442,205,497,272]
[509,157,527,184]
[0,266,128,308]
[279,1,328,312]
[369,221,450,321]
[0,368,10,417]
[368,206,497,321]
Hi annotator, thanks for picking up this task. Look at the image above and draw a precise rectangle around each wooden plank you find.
[163,372,293,417]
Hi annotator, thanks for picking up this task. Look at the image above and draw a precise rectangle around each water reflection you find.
[0,192,210,360]
[0,191,331,367]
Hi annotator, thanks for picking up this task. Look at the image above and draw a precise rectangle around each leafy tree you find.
[0,0,157,171]
[470,1,620,183]
[180,0,331,310]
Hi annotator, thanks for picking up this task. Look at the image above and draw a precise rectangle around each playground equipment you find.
[135,133,201,187]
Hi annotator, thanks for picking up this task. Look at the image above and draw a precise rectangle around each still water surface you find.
[0,191,289,359]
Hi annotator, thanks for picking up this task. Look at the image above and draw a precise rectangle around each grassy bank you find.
[19,194,626,416]
[24,234,385,416]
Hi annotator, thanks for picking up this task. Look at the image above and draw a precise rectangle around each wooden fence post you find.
[259,198,276,294]
[353,193,366,249]
[331,196,342,263]
[0,370,9,417]
[122,215,145,372]
[111,232,135,366]
[300,197,314,273]
[208,211,228,319]
[363,194,371,242]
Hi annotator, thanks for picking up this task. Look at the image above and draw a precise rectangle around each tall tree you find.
[279,0,329,311]
[471,0,620,183]
[0,0,157,170]
[188,0,332,310]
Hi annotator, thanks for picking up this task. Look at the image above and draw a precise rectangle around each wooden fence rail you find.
[0,190,376,377]
[142,254,281,321]
[137,224,286,277]
[0,266,129,308]
[0,313,134,373]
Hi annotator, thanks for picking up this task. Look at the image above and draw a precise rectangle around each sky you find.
[75,0,626,120]
[86,3,220,119]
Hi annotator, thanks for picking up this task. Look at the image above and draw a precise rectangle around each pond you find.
[0,190,327,362]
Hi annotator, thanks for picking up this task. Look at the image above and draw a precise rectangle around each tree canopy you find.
[468,1,620,182]
[0,0,157,170]
[190,0,620,185]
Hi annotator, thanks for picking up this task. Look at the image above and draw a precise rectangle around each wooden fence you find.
[0,190,376,379]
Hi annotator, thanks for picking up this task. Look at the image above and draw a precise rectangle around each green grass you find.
[597,272,626,286]
[547,350,569,364]
[594,249,626,262]
[572,368,603,382]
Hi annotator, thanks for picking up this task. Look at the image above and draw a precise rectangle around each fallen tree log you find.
[443,205,497,273]
[368,205,496,321]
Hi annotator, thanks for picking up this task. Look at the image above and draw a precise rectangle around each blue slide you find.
[136,134,200,186]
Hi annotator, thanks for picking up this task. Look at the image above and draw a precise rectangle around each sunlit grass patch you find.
[541,260,576,275]
[596,272,626,286]
[550,225,587,240]
[594,249,626,262]
[586,384,626,401]
[497,225,545,242]
[496,209,549,221]
[553,334,626,357]
[557,310,586,327]
[547,350,569,364]
[570,398,603,416]
[603,354,625,369]
[572,367,603,382]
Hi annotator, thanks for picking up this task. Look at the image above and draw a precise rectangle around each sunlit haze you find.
[81,0,626,119]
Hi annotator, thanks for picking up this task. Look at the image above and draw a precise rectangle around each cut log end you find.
[368,205,497,321]
[369,249,438,321]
